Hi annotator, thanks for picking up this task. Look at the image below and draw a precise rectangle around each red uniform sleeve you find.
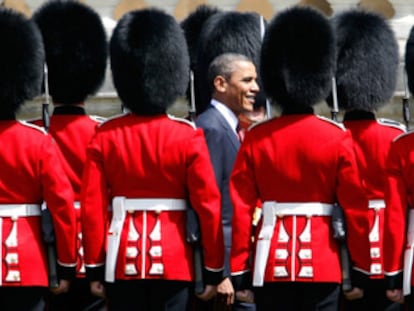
[230,140,258,275]
[187,129,225,279]
[40,135,77,267]
[80,134,109,279]
[335,132,370,276]
[383,139,408,283]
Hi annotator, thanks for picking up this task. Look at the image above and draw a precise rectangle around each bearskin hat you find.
[0,8,44,115]
[405,26,414,96]
[110,8,189,115]
[33,0,107,104]
[180,5,221,110]
[196,11,264,114]
[181,4,221,72]
[261,6,336,109]
[328,9,399,111]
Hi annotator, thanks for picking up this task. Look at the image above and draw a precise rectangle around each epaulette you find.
[377,118,406,132]
[316,115,346,131]
[89,115,107,123]
[97,113,125,128]
[18,120,47,134]
[167,114,196,129]
[392,131,413,143]
[247,117,274,131]
[24,117,41,124]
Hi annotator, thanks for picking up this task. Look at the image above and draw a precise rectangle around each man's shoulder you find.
[196,107,221,127]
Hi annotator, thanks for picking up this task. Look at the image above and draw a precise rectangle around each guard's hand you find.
[196,284,217,301]
[50,279,70,295]
[217,277,235,305]
[343,287,364,300]
[386,289,404,304]
[236,289,254,303]
[90,281,106,298]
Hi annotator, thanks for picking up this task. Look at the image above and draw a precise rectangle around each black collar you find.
[53,105,86,115]
[282,104,314,115]
[0,111,15,120]
[343,110,375,121]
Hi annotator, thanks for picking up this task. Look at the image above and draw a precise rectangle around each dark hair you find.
[196,11,263,114]
[207,53,252,93]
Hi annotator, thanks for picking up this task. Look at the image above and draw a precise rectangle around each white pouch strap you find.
[403,209,414,295]
[105,197,127,283]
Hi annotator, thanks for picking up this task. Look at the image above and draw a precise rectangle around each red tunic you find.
[230,114,369,285]
[81,113,224,282]
[384,131,414,287]
[0,120,76,286]
[31,113,101,200]
[343,115,404,279]
[32,111,102,277]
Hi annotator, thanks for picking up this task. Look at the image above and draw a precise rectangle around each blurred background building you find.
[4,0,414,125]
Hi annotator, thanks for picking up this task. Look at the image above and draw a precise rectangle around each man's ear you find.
[213,75,227,93]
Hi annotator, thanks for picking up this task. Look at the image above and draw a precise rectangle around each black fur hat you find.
[405,26,414,96]
[261,6,336,109]
[33,0,107,104]
[0,8,44,115]
[196,11,264,114]
[110,8,190,115]
[181,4,221,71]
[329,9,399,111]
[180,4,221,111]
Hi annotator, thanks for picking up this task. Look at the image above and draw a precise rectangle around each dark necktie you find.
[236,123,245,142]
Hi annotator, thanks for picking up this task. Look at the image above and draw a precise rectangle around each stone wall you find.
[7,0,414,125]
[20,0,414,20]
[25,1,414,95]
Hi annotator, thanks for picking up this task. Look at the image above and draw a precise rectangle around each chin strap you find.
[331,77,339,122]
[403,68,410,131]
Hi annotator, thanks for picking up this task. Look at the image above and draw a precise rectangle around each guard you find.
[31,1,108,310]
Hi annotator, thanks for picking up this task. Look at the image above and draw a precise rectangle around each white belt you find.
[105,197,187,282]
[253,202,333,286]
[404,209,414,295]
[119,198,187,212]
[0,204,41,217]
[263,202,334,217]
[368,200,385,209]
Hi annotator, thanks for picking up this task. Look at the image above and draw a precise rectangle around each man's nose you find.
[251,80,260,92]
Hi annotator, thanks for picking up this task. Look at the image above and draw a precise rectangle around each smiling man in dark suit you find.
[196,52,259,310]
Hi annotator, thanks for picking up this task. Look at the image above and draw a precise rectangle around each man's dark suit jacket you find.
[196,104,240,276]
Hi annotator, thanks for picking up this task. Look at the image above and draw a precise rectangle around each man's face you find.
[221,60,259,115]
